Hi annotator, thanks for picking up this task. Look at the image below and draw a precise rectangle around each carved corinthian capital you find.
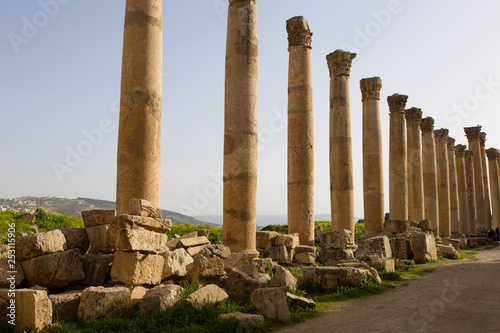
[486,148,499,160]
[387,94,408,114]
[464,126,482,141]
[360,77,382,100]
[447,137,456,150]
[480,132,486,147]
[405,107,422,126]
[455,144,466,158]
[434,128,449,142]
[326,49,356,78]
[286,16,312,48]
[420,117,434,133]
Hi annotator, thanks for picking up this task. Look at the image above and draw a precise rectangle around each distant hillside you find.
[0,196,217,227]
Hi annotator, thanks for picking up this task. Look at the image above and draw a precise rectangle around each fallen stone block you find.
[410,231,438,264]
[0,260,24,288]
[49,290,81,322]
[86,224,113,254]
[390,238,413,260]
[371,258,395,272]
[250,287,290,321]
[16,230,66,261]
[275,233,299,249]
[266,245,289,263]
[111,251,163,285]
[178,236,210,249]
[318,249,354,264]
[198,244,231,260]
[365,236,392,258]
[384,220,410,234]
[108,216,168,253]
[294,245,317,254]
[294,252,316,264]
[436,244,460,259]
[110,214,172,233]
[162,248,194,280]
[48,228,90,254]
[126,285,148,308]
[224,252,254,273]
[78,286,130,323]
[286,292,316,308]
[140,284,183,315]
[225,267,262,301]
[81,209,116,228]
[217,312,265,326]
[129,198,162,218]
[302,265,381,292]
[269,265,297,290]
[186,258,225,285]
[253,258,274,273]
[320,229,354,250]
[186,284,228,309]
[442,238,462,250]
[166,231,198,247]
[21,249,85,289]
[418,219,433,233]
[256,231,279,249]
[236,264,270,286]
[6,289,52,332]
[81,253,114,286]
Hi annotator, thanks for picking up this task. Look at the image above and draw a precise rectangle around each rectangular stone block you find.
[16,230,66,261]
[266,245,288,262]
[442,238,461,250]
[318,249,354,264]
[320,230,354,250]
[365,236,392,258]
[110,214,172,233]
[81,209,116,228]
[111,251,164,285]
[383,220,410,234]
[128,198,163,218]
[78,286,130,323]
[410,231,438,264]
[371,258,395,272]
[2,289,52,332]
[390,238,413,260]
[48,228,90,254]
[186,258,225,285]
[178,236,210,249]
[294,252,316,264]
[162,248,194,280]
[108,219,168,253]
[81,253,114,286]
[86,224,113,253]
[49,290,81,322]
[275,234,299,249]
[256,231,279,249]
[165,231,198,247]
[187,245,207,256]
[21,249,85,289]
[294,245,317,254]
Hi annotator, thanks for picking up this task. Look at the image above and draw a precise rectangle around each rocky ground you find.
[278,246,500,333]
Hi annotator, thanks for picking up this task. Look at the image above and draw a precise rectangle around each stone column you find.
[405,108,425,222]
[480,132,492,229]
[116,0,163,214]
[387,94,408,221]
[326,50,356,233]
[447,138,460,235]
[286,16,314,246]
[455,144,469,234]
[360,77,384,239]
[486,148,500,229]
[420,117,439,237]
[223,0,259,255]
[464,126,486,232]
[465,150,477,234]
[434,129,451,238]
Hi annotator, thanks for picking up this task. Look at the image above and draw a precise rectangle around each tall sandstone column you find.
[464,126,486,232]
[405,108,425,222]
[465,150,477,234]
[326,50,356,233]
[486,148,500,229]
[420,117,439,236]
[116,0,163,214]
[434,129,451,238]
[388,94,408,220]
[360,77,384,239]
[447,138,460,234]
[286,16,314,246]
[480,132,492,229]
[455,145,469,234]
[223,0,259,255]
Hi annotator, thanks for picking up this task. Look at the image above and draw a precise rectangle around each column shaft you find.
[406,108,425,222]
[286,16,314,246]
[361,77,384,239]
[480,133,492,229]
[223,0,259,255]
[327,50,356,233]
[421,117,439,236]
[486,148,500,229]
[455,145,469,234]
[447,138,460,234]
[116,0,163,214]
[435,129,451,238]
[388,94,408,220]
[465,150,477,234]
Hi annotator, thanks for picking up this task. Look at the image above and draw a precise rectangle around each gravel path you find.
[277,246,500,333]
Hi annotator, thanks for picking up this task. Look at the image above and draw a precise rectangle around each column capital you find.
[420,116,434,133]
[464,126,482,141]
[387,94,408,114]
[455,144,466,158]
[360,77,382,100]
[405,107,422,125]
[434,128,449,142]
[486,148,499,160]
[286,16,312,48]
[326,49,356,78]
[480,132,486,147]
[447,137,455,150]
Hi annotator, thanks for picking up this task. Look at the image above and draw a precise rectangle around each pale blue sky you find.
[1,1,500,219]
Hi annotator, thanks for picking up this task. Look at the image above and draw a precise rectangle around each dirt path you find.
[277,246,500,333]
